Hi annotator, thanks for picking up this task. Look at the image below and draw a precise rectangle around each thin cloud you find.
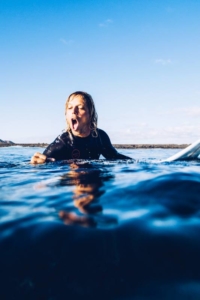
[99,19,113,27]
[158,107,200,117]
[109,124,200,144]
[60,38,74,45]
[181,107,200,117]
[154,59,172,65]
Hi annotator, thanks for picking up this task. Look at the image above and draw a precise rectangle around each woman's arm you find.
[30,152,55,164]
[30,133,69,164]
[98,129,132,160]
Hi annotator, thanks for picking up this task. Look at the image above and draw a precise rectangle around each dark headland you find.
[0,139,189,149]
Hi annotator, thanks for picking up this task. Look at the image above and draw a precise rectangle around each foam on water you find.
[0,147,200,299]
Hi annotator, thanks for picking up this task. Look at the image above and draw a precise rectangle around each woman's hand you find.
[30,152,55,164]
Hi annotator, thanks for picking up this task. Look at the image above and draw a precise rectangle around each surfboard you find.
[161,139,200,162]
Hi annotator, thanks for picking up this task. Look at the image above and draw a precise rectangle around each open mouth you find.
[71,118,79,131]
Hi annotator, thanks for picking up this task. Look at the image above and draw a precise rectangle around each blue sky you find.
[1,0,200,143]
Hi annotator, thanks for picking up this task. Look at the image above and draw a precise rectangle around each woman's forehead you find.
[68,95,85,104]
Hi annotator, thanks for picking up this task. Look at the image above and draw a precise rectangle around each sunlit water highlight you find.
[0,147,200,299]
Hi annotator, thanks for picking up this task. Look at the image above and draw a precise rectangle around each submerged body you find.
[43,128,130,160]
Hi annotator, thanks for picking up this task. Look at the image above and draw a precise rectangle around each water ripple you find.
[1,147,200,299]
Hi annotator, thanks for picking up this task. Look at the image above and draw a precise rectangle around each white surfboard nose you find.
[161,139,200,162]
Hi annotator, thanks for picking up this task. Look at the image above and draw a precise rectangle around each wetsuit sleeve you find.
[99,130,131,159]
[43,135,70,161]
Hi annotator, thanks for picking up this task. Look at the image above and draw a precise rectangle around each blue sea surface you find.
[0,146,200,300]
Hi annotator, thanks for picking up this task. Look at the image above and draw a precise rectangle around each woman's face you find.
[66,95,91,137]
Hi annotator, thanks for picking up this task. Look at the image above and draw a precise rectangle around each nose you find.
[72,107,78,115]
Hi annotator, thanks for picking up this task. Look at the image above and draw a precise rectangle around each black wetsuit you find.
[43,129,131,160]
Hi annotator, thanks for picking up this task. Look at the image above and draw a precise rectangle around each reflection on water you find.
[57,162,116,227]
[0,147,200,299]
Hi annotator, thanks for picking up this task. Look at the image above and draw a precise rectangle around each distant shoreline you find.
[0,143,189,149]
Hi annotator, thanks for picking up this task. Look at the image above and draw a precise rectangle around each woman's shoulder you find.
[97,128,111,142]
[50,131,72,147]
[59,131,70,139]
[97,128,109,136]
[59,131,73,144]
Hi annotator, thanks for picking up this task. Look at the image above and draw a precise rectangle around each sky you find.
[1,0,200,144]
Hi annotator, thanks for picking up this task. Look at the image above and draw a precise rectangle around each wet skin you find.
[66,95,91,137]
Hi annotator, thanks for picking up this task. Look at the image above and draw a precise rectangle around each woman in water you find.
[30,91,131,164]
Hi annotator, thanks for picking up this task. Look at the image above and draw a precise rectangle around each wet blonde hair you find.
[65,91,98,137]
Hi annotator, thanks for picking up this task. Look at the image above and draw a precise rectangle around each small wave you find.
[0,162,17,168]
[1,148,200,300]
[7,145,23,148]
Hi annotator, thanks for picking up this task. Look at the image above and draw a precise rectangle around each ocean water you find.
[0,146,200,300]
